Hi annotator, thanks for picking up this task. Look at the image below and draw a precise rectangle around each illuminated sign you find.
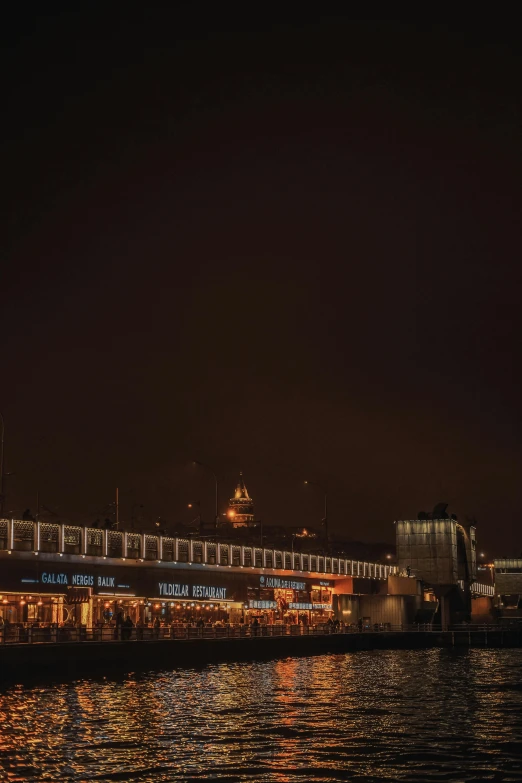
[261,576,306,591]
[312,603,332,610]
[249,600,277,609]
[158,583,227,600]
[288,602,313,610]
[40,572,115,588]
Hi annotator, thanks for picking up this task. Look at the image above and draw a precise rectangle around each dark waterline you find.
[1,649,521,782]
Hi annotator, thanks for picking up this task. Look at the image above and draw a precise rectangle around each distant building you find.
[226,473,255,528]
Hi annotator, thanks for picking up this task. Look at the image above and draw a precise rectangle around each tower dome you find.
[226,472,254,527]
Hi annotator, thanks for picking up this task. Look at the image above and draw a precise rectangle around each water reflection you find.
[0,649,521,781]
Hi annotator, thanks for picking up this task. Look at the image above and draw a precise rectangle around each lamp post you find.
[304,480,328,542]
[0,412,4,516]
[187,501,202,529]
[194,461,219,529]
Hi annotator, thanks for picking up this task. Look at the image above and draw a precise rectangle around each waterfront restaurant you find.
[0,519,395,630]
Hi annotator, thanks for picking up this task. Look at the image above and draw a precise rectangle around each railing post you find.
[59,524,65,553]
[35,520,41,551]
[158,535,163,561]
[103,529,108,557]
[174,538,179,561]
[8,518,14,550]
[82,526,88,555]
[141,533,146,559]
[124,532,129,558]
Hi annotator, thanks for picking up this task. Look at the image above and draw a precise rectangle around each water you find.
[1,649,522,782]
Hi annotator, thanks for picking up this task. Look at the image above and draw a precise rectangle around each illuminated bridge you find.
[0,519,397,629]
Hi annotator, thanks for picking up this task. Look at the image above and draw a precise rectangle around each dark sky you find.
[2,10,521,554]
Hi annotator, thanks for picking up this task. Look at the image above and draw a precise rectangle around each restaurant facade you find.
[0,519,395,629]
[0,553,339,627]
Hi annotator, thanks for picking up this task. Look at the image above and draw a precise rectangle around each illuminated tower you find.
[226,472,254,527]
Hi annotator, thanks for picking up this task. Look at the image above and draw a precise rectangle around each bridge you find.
[0,518,396,580]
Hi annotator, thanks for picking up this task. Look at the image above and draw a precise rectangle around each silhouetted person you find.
[22,508,34,521]
[122,616,133,640]
[114,610,123,639]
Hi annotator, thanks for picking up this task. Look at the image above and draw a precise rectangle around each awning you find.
[66,587,92,604]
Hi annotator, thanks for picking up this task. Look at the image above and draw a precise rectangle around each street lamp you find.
[187,501,202,528]
[194,461,219,529]
[304,480,328,542]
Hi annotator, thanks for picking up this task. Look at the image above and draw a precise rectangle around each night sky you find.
[2,11,521,554]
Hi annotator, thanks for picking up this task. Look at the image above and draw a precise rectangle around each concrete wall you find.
[495,572,522,596]
[471,596,495,623]
[360,596,409,625]
[334,594,360,623]
[396,519,458,584]
[334,593,422,626]
[385,575,421,596]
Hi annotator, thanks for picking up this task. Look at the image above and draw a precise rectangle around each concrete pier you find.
[1,628,521,681]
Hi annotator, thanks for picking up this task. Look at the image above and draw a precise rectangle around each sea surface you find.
[1,648,521,782]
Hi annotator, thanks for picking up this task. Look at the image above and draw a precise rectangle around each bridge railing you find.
[0,518,397,581]
[2,621,516,646]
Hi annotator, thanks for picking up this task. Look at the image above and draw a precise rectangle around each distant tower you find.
[226,472,254,527]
